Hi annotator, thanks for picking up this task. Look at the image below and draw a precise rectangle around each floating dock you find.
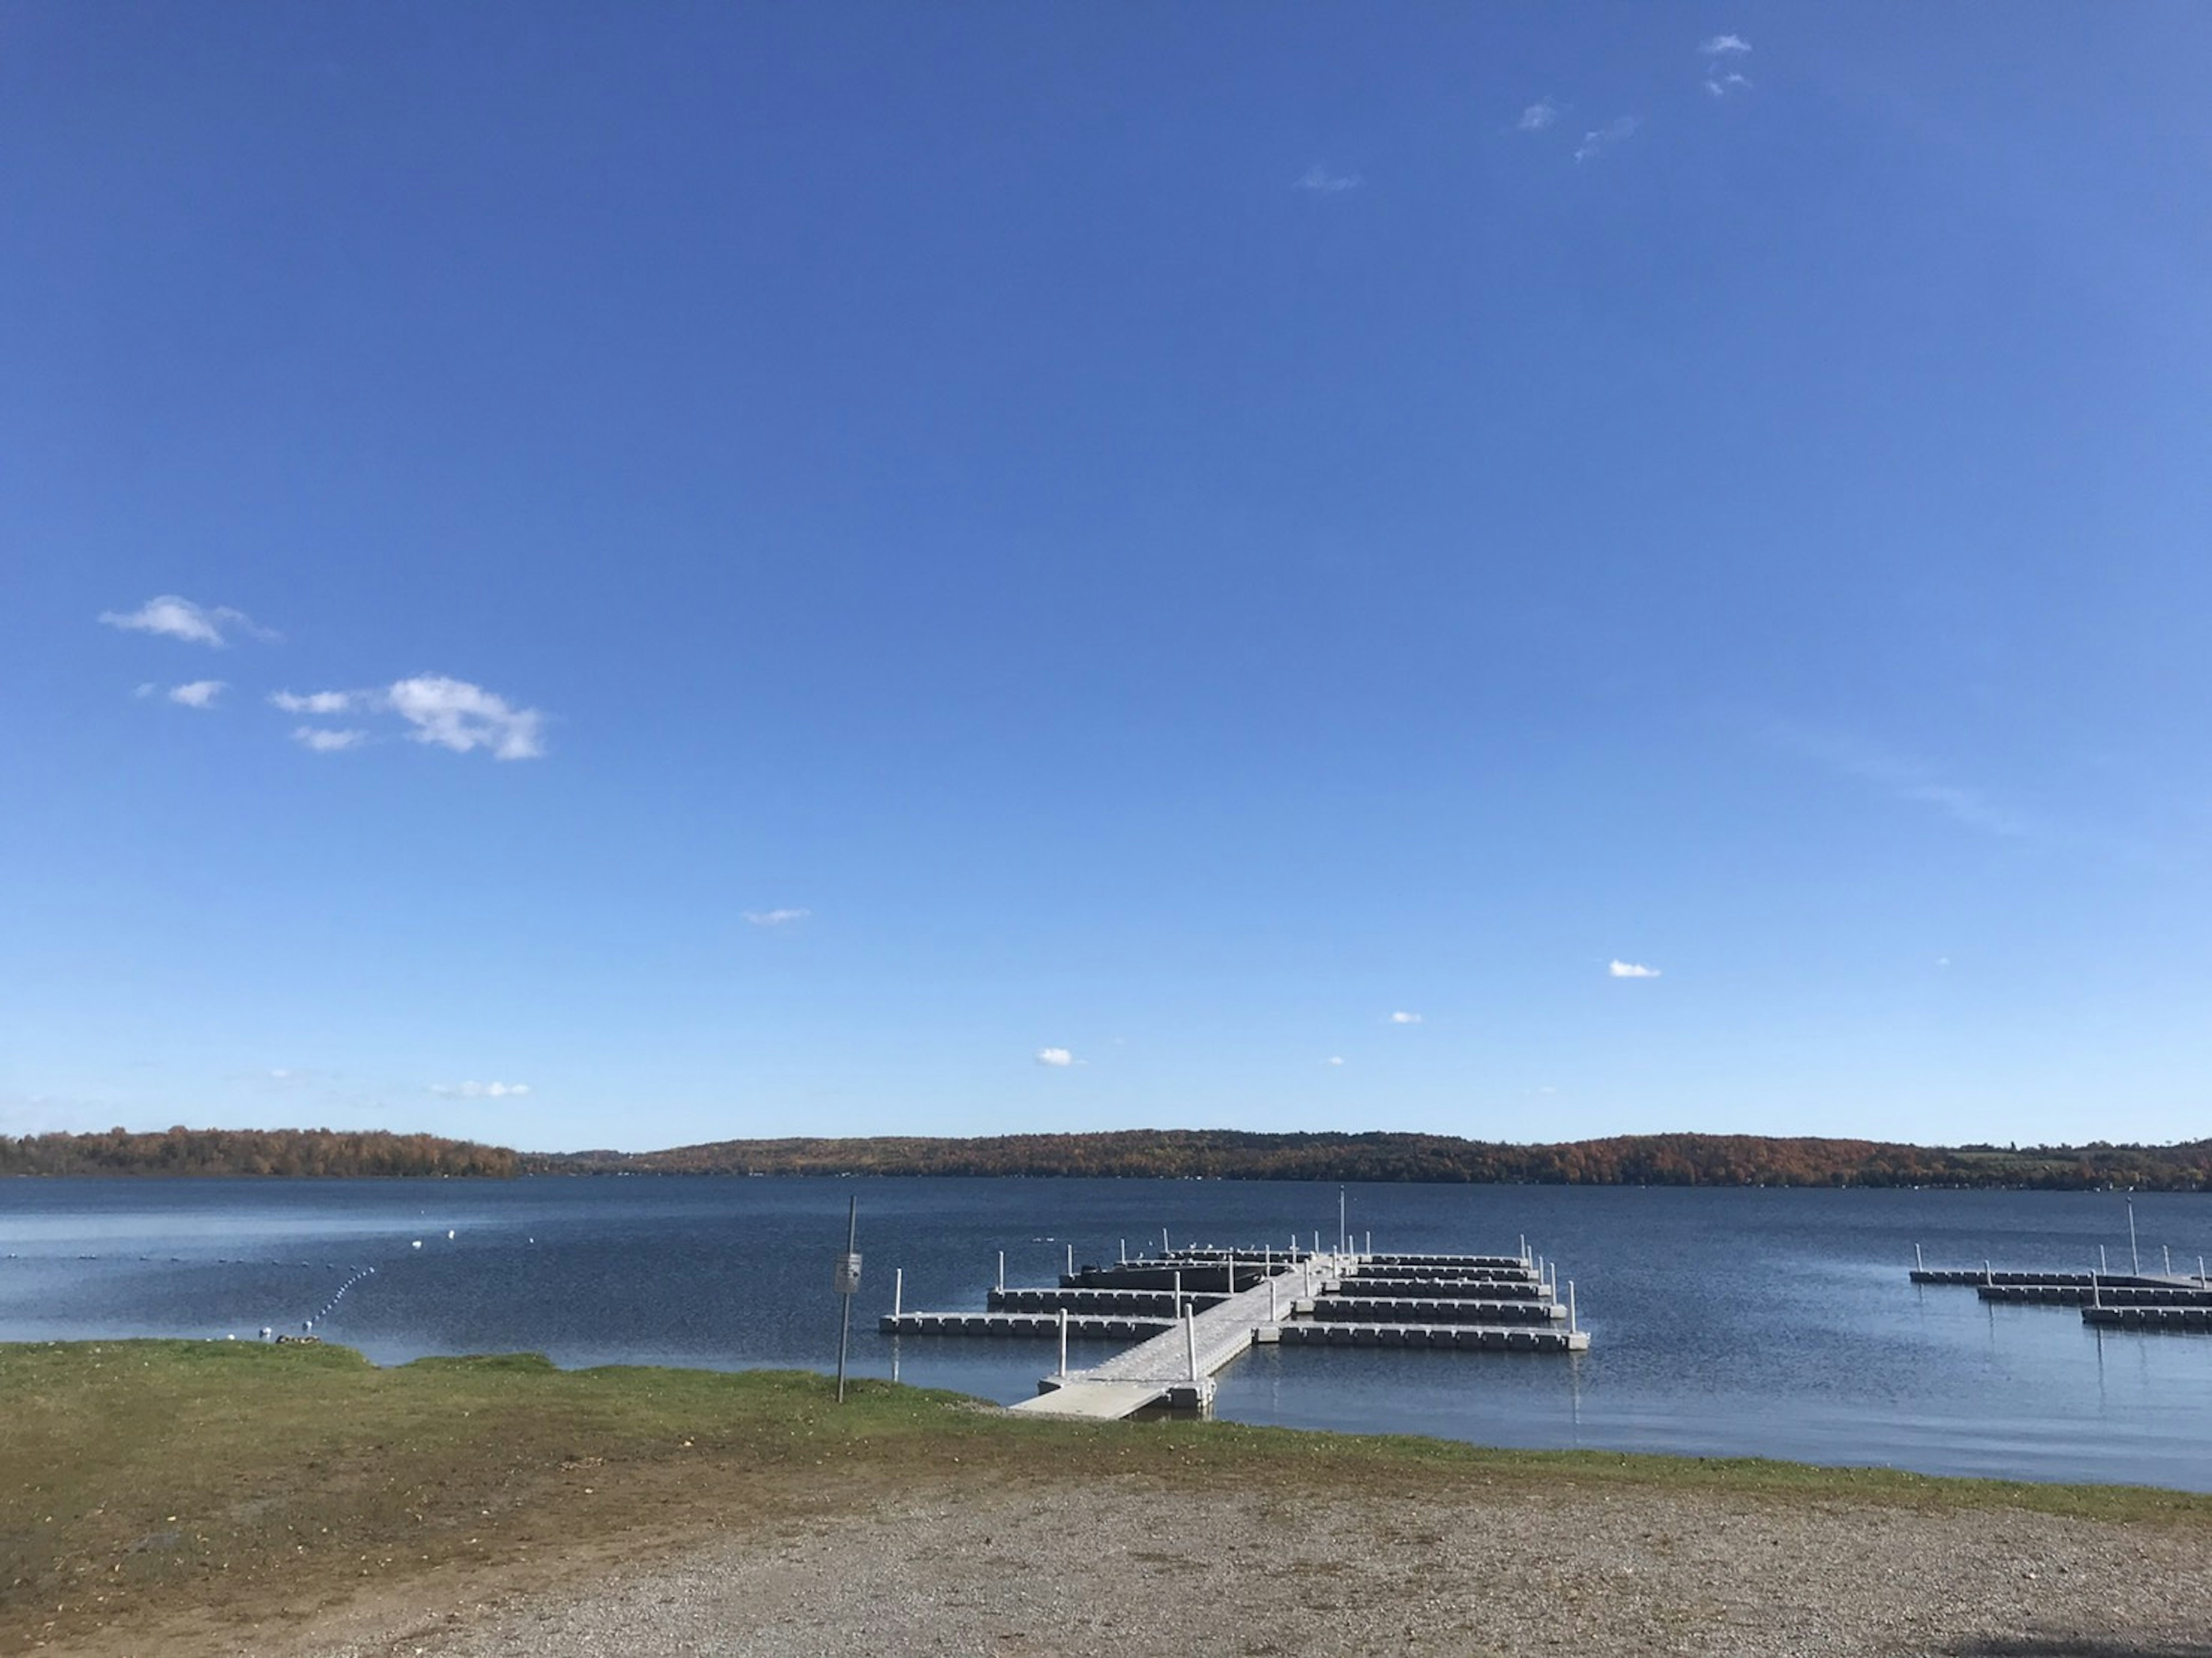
[886,1241,1588,1420]
[1910,1253,2210,1338]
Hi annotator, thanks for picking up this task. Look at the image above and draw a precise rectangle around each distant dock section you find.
[1910,1234,2209,1339]
[885,1238,1587,1421]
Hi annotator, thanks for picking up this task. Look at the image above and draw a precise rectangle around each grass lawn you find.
[4,1340,2207,1653]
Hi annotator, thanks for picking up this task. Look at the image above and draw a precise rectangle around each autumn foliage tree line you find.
[0,1126,518,1178]
[524,1129,2212,1189]
[5,1126,2209,1188]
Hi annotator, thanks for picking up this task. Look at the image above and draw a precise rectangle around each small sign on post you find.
[834,1251,863,1296]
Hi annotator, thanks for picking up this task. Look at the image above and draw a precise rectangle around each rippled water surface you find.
[4,1177,2208,1490]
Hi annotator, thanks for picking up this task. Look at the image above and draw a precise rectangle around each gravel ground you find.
[302,1477,2212,1658]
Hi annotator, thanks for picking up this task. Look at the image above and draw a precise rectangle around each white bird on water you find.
[411,1240,422,1249]
[446,1229,456,1240]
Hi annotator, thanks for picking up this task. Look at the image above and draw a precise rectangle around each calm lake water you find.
[3,1177,2209,1492]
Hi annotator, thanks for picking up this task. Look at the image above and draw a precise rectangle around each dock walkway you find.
[1012,1255,1347,1419]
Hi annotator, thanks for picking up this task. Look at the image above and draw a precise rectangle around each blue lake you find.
[3,1177,2209,1492]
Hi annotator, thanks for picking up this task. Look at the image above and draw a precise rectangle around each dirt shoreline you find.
[266,1469,2212,1658]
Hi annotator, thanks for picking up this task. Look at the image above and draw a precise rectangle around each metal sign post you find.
[833,1196,862,1402]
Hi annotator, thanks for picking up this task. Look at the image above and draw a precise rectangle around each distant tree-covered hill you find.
[1,1126,518,1178]
[521,1129,2212,1190]
[11,1125,2208,1188]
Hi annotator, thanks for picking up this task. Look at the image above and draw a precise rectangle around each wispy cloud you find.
[1609,961,1662,979]
[429,1080,531,1099]
[387,676,546,761]
[1034,1047,1077,1067]
[1387,1010,1423,1025]
[166,680,226,709]
[1573,117,1638,162]
[1699,33,1751,55]
[270,689,358,715]
[1326,1055,1346,1066]
[744,908,811,928]
[1295,164,1362,194]
[1705,70,1752,97]
[100,595,277,647]
[1772,725,2038,841]
[291,726,367,753]
[1516,98,1560,132]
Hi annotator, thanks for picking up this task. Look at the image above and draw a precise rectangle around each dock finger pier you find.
[882,1234,1588,1420]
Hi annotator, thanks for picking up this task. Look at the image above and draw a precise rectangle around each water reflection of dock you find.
[884,1243,1587,1420]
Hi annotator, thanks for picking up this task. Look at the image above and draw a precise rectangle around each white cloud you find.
[387,675,546,760]
[1700,33,1751,55]
[1034,1048,1076,1067]
[166,680,226,709]
[270,689,358,714]
[134,682,157,699]
[99,595,276,647]
[1705,69,1752,97]
[1387,1011,1423,1025]
[429,1080,531,1099]
[1295,164,1362,194]
[1517,98,1559,132]
[1326,1055,1346,1067]
[1609,960,1662,979]
[291,726,368,753]
[744,908,812,928]
[1935,956,1952,968]
[1574,117,1638,162]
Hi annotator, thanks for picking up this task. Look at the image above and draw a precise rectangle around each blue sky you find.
[7,5,2210,1152]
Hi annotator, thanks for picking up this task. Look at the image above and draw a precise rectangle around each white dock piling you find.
[893,1267,903,1318]
[1184,1307,1199,1382]
[1058,1308,1069,1379]
[998,1250,1006,1293]
[1568,1280,1577,1336]
[1173,1269,1183,1319]
[1915,1243,1924,1271]
[2128,1201,2140,1276]
[1067,1243,1075,1277]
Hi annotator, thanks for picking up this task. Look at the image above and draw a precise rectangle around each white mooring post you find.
[1269,1277,1278,1322]
[1162,1226,1170,1257]
[1568,1280,1577,1336]
[2092,1274,2101,1310]
[1915,1243,1924,1272]
[1520,1234,1528,1265]
[1984,1259,1993,1286]
[2101,1245,2109,1274]
[893,1266,903,1319]
[1067,1243,1075,1278]
[1173,1269,1183,1320]
[1058,1308,1068,1379]
[2200,1256,2207,1285]
[1365,1230,1371,1257]
[1120,1238,1127,1265]
[997,1250,1005,1293]
[1184,1307,1199,1382]
[2128,1200,2141,1276]
[2165,1245,2173,1276]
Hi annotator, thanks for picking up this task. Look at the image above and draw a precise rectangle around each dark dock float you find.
[1275,1322,1584,1352]
[1340,1274,1548,1300]
[989,1286,1230,1315]
[1911,1269,2173,1289]
[882,1311,1176,1340]
[1359,1253,1528,1270]
[2083,1306,2212,1333]
[1979,1283,2212,1308]
[1313,1295,1564,1325]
